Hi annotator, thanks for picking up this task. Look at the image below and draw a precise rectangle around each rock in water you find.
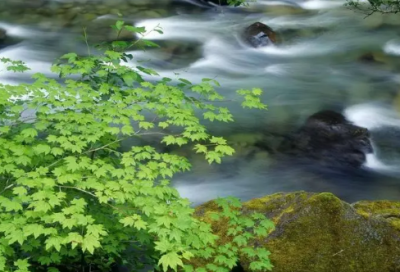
[243,22,277,48]
[195,192,400,272]
[199,0,241,6]
[279,110,373,168]
[0,28,24,50]
[0,28,8,49]
[0,28,6,41]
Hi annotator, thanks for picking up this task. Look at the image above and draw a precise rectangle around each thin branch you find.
[0,183,14,195]
[103,147,122,154]
[130,24,162,50]
[58,185,97,198]
[84,137,126,154]
[136,132,171,136]
[83,27,91,56]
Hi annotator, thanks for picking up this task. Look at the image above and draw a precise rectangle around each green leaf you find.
[61,53,77,62]
[82,234,101,254]
[115,20,124,31]
[14,259,30,272]
[13,186,27,196]
[45,236,64,252]
[124,25,146,33]
[162,135,176,145]
[158,252,183,272]
[33,144,51,155]
[123,72,138,86]
[141,40,160,48]
[158,122,169,129]
[206,151,222,164]
[51,147,64,156]
[179,78,192,85]
[21,128,38,138]
[233,235,247,247]
[121,125,134,135]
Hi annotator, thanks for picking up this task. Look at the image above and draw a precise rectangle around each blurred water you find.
[1,0,400,205]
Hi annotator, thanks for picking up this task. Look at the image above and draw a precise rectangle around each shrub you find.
[0,21,273,272]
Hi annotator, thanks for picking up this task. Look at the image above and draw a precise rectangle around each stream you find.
[1,0,400,205]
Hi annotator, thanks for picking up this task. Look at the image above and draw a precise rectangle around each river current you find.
[1,0,400,205]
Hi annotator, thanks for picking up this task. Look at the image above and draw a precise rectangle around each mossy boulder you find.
[195,192,400,272]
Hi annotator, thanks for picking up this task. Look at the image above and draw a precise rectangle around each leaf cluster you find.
[345,0,400,16]
[0,20,269,272]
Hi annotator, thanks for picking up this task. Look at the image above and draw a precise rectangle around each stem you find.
[83,27,91,56]
[84,137,125,154]
[129,23,162,50]
[81,252,85,272]
[58,186,97,198]
[0,183,14,195]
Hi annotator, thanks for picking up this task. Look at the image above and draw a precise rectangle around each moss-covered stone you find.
[353,200,400,231]
[195,192,400,272]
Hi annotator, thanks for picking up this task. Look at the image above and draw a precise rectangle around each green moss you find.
[195,192,400,272]
[353,200,400,231]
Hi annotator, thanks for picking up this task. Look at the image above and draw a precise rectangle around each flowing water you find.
[1,0,400,205]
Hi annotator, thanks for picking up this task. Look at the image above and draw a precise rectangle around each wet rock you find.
[0,28,6,41]
[200,0,239,6]
[359,51,389,64]
[195,191,400,272]
[362,13,384,29]
[3,0,47,9]
[0,28,24,50]
[227,133,265,147]
[227,134,270,162]
[138,40,203,70]
[243,22,277,48]
[0,29,8,50]
[279,110,373,168]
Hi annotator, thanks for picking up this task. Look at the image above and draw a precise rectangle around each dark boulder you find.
[0,28,6,41]
[200,0,240,6]
[279,110,373,168]
[0,28,8,50]
[243,22,277,48]
[0,28,24,50]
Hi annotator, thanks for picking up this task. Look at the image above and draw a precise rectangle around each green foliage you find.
[0,20,271,272]
[185,197,274,272]
[345,0,400,15]
[226,0,256,7]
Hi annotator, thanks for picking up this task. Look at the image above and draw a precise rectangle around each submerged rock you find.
[195,192,400,272]
[243,22,277,48]
[279,110,373,168]
[359,51,389,64]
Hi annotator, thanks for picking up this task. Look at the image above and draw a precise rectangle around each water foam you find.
[345,104,400,174]
[383,39,400,56]
[344,104,400,130]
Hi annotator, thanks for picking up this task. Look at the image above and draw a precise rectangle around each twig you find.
[332,250,344,257]
[0,183,14,195]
